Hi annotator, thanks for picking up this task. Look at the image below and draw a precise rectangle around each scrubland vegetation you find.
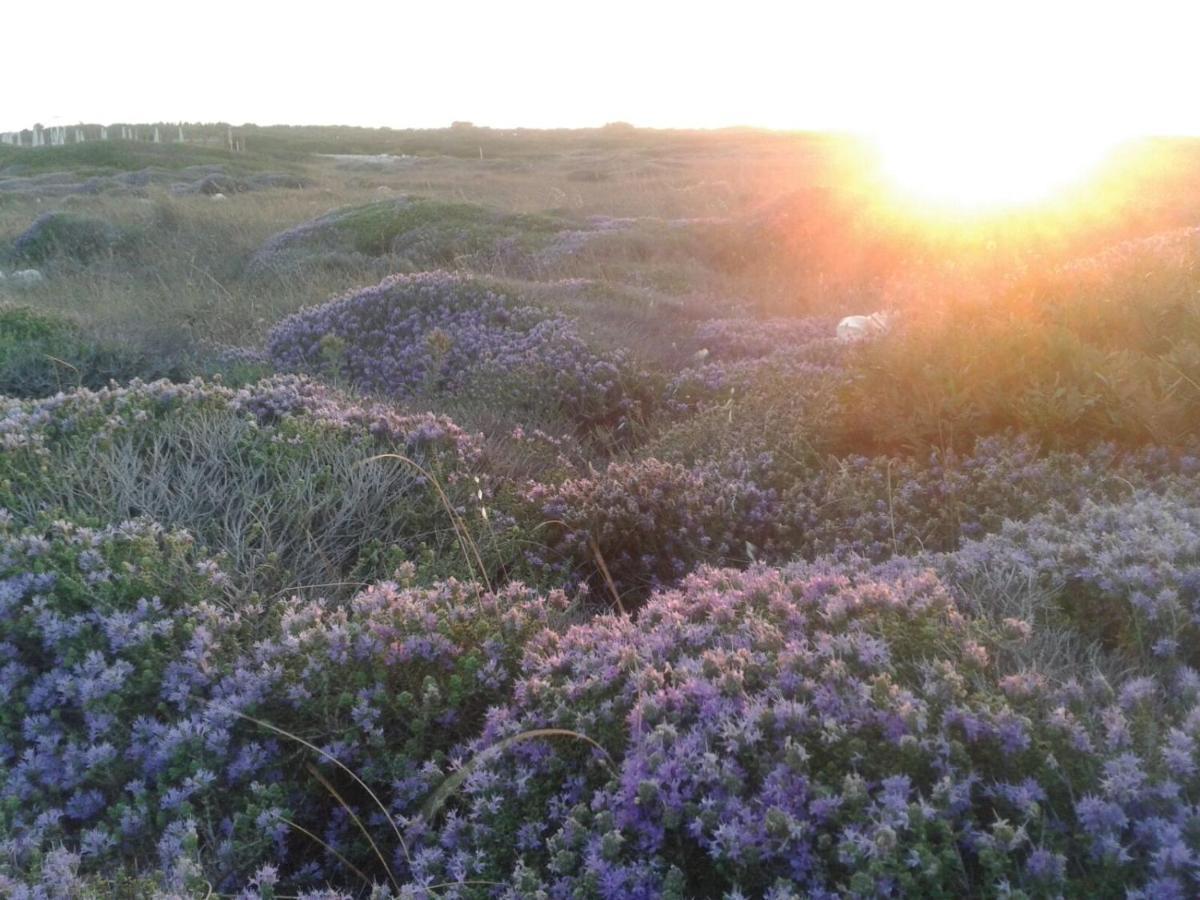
[2,125,1200,898]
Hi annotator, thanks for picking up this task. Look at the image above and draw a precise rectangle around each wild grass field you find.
[2,125,1200,898]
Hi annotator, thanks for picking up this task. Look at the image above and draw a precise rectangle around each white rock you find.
[837,311,894,343]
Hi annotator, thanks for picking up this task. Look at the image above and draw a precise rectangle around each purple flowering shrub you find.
[0,375,486,593]
[940,491,1200,671]
[267,272,650,434]
[523,435,1113,605]
[0,517,234,894]
[396,565,1200,898]
[550,430,1200,613]
[5,519,1200,895]
[520,458,787,603]
[0,513,570,893]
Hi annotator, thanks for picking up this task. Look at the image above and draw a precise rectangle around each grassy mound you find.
[248,197,570,275]
[836,237,1200,452]
[9,211,128,264]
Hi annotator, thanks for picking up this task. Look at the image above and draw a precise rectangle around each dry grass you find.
[5,129,1200,374]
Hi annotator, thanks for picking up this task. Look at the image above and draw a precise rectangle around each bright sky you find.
[5,0,1200,137]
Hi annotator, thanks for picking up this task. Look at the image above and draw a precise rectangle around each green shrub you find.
[9,211,128,264]
[0,305,173,398]
[836,256,1200,452]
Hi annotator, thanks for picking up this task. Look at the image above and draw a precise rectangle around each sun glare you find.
[869,128,1125,214]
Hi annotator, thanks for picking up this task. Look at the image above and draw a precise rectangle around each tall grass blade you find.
[423,728,614,822]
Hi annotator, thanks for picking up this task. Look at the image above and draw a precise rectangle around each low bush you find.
[267,272,651,435]
[395,565,1200,898]
[0,375,486,594]
[521,458,786,604]
[787,436,1200,562]
[0,305,175,398]
[940,490,1200,673]
[9,211,128,265]
[0,513,570,894]
[7,525,1200,897]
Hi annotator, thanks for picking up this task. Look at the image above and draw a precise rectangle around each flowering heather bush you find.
[0,375,484,593]
[940,491,1200,671]
[0,517,228,894]
[0,513,571,894]
[392,565,1200,898]
[521,458,786,602]
[6,519,1200,895]
[516,429,1200,625]
[267,272,649,434]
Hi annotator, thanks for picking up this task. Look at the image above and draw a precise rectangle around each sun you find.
[868,127,1125,213]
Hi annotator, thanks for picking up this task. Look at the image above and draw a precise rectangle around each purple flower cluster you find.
[941,490,1200,669]
[390,564,1200,897]
[5,509,1200,895]
[524,431,1200,606]
[0,513,569,894]
[0,373,480,465]
[267,271,648,432]
[788,435,1200,561]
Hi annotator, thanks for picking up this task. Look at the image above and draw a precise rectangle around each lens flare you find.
[869,127,1126,213]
